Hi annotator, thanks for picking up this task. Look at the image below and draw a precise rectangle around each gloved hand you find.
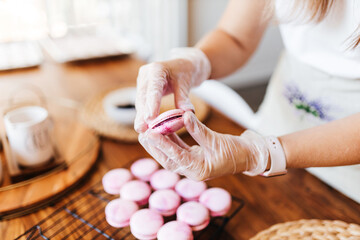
[138,111,270,181]
[134,47,211,133]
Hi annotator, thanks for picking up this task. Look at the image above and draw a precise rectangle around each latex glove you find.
[134,47,211,133]
[138,111,269,181]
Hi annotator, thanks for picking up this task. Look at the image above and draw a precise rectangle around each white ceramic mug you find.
[4,106,54,167]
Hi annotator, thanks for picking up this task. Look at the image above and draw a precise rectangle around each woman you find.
[134,0,360,201]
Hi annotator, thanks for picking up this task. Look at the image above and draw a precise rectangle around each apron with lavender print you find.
[253,51,360,203]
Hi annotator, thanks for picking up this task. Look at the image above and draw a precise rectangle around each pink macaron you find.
[120,180,152,206]
[157,221,194,240]
[102,168,133,195]
[149,109,185,135]
[130,208,164,240]
[150,169,180,190]
[149,189,181,216]
[130,158,159,181]
[176,201,210,231]
[199,187,232,217]
[105,198,139,228]
[175,178,207,202]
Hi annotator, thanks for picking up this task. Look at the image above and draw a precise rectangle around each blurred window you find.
[0,0,47,42]
[0,0,187,61]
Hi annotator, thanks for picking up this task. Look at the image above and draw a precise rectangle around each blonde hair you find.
[275,0,359,48]
[296,0,334,22]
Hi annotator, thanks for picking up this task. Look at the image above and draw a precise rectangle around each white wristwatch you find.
[262,136,287,177]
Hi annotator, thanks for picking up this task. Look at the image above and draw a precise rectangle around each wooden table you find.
[0,56,359,239]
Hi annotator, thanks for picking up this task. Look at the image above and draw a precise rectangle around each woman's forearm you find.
[196,29,255,79]
[279,113,360,168]
[195,0,269,79]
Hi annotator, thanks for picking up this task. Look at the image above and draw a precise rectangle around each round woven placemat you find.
[79,88,210,142]
[250,219,360,240]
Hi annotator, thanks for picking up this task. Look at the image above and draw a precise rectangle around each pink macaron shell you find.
[130,158,159,181]
[120,180,152,206]
[175,178,207,202]
[105,216,128,228]
[150,169,180,190]
[199,187,232,217]
[190,218,210,231]
[149,109,185,135]
[105,198,139,228]
[157,221,194,240]
[102,168,133,195]
[149,189,181,217]
[130,209,164,240]
[176,201,210,232]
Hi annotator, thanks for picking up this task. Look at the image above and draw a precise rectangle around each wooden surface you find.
[0,56,359,239]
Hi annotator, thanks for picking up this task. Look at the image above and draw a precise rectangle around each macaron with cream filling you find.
[199,187,232,217]
[157,221,193,240]
[130,158,159,181]
[105,198,139,228]
[176,201,210,231]
[149,109,185,135]
[175,178,207,202]
[120,180,152,206]
[150,169,180,190]
[130,209,164,240]
[149,189,181,216]
[102,168,132,195]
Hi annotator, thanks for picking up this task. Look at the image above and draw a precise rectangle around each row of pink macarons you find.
[102,158,232,240]
[102,158,232,213]
[106,198,219,239]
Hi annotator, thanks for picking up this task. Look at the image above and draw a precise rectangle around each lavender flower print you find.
[283,83,334,122]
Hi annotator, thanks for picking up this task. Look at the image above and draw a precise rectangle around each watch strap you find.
[262,136,287,177]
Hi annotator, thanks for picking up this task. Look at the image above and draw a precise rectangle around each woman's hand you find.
[138,111,270,181]
[134,48,211,133]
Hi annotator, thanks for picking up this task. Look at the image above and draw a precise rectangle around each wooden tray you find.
[0,98,100,220]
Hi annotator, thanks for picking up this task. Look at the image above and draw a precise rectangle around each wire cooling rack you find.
[15,181,244,240]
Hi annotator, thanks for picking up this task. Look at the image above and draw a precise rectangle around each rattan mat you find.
[80,89,210,142]
[251,219,360,240]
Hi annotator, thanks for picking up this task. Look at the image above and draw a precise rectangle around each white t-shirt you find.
[275,0,360,79]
